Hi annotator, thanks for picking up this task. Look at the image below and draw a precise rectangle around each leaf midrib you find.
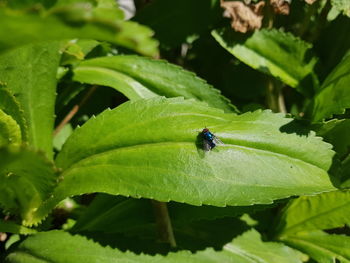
[75,66,157,99]
[224,243,265,263]
[59,111,327,170]
[63,141,327,175]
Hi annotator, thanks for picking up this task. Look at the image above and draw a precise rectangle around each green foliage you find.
[212,28,318,95]
[20,97,335,225]
[275,190,350,237]
[73,55,236,112]
[316,119,350,158]
[275,190,350,262]
[340,155,350,187]
[0,42,61,159]
[0,110,22,146]
[0,219,37,235]
[0,2,158,56]
[282,231,350,263]
[53,124,73,151]
[0,0,349,261]
[5,229,303,263]
[309,54,350,122]
[0,88,28,141]
[0,146,58,224]
[331,0,350,17]
[49,98,332,207]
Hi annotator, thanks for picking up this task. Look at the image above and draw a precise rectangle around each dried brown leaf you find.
[221,0,265,33]
[305,0,317,4]
[270,0,290,15]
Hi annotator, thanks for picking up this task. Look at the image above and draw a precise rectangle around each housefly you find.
[201,128,223,151]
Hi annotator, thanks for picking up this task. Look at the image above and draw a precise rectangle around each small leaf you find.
[0,219,37,235]
[331,0,350,17]
[53,124,73,151]
[5,229,303,263]
[0,109,22,146]
[0,3,158,57]
[0,88,28,142]
[0,146,58,225]
[212,28,318,95]
[309,54,350,122]
[60,39,101,65]
[73,55,237,112]
[281,231,350,263]
[275,190,350,237]
[0,42,61,159]
[30,97,335,225]
[316,119,350,158]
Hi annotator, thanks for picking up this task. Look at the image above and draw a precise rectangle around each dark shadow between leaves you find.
[70,194,250,255]
[74,218,249,255]
[328,155,342,188]
[279,118,312,136]
[74,231,172,255]
[298,72,317,98]
[219,27,253,46]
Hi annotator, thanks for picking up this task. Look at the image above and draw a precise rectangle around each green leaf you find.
[71,195,138,233]
[3,0,57,9]
[331,0,350,17]
[316,119,350,158]
[212,28,318,95]
[221,230,303,263]
[60,39,101,65]
[309,54,350,122]
[0,219,37,235]
[281,231,350,263]
[90,0,125,20]
[340,154,350,187]
[0,146,58,225]
[0,42,61,159]
[0,109,22,146]
[275,190,350,238]
[5,229,303,263]
[30,97,336,225]
[53,0,125,19]
[53,124,73,151]
[0,3,158,57]
[73,55,237,112]
[0,88,27,142]
[133,0,222,47]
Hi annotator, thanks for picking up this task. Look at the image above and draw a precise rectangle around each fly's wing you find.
[203,139,212,151]
[213,135,224,145]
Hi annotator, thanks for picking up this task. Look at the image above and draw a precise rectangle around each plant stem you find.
[151,200,177,247]
[278,87,287,114]
[266,79,286,113]
[53,86,97,136]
